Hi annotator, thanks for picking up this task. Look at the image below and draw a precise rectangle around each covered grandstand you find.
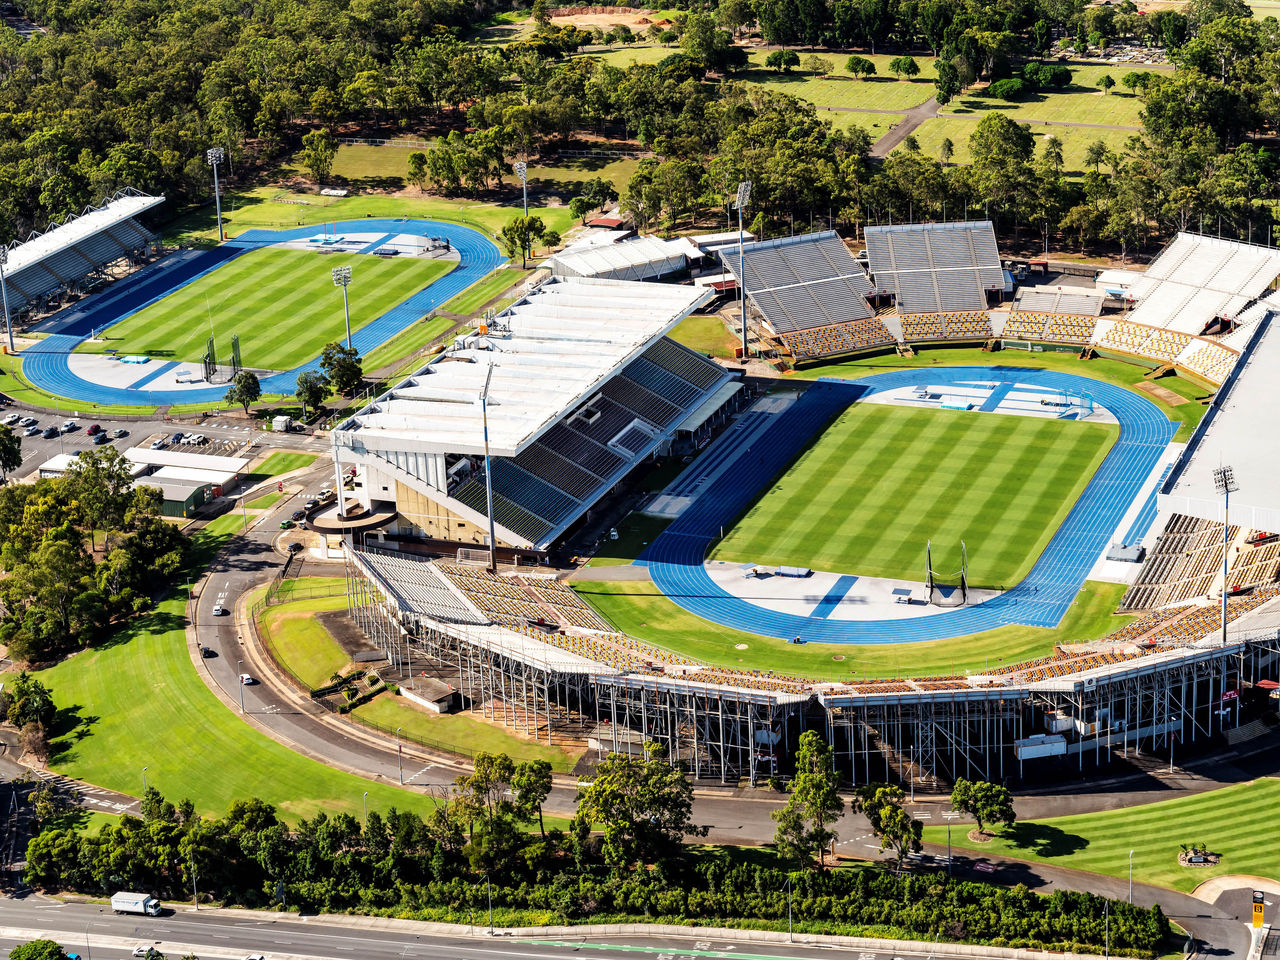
[547,235,699,282]
[0,189,162,318]
[864,220,1004,315]
[331,276,732,554]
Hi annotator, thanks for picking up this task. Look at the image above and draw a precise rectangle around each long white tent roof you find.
[5,191,163,276]
[335,277,712,457]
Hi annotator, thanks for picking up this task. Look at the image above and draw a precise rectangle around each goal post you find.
[926,539,968,607]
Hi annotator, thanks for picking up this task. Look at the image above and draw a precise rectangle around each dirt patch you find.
[967,828,994,843]
[1134,381,1190,406]
[551,11,663,28]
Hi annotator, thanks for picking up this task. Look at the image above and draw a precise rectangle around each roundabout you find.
[639,366,1178,644]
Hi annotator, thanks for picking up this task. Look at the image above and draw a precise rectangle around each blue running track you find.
[638,367,1176,643]
[22,219,503,406]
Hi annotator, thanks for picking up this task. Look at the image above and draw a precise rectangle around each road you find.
[0,897,1015,960]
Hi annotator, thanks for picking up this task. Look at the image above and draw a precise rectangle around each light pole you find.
[735,180,752,361]
[206,148,225,243]
[1128,849,1134,904]
[0,246,14,354]
[141,766,148,793]
[1214,465,1238,648]
[784,875,793,942]
[362,790,369,828]
[514,160,528,218]
[1104,900,1110,960]
[396,726,403,784]
[190,849,198,911]
[332,265,353,350]
[480,362,498,573]
[236,659,245,713]
[485,872,493,935]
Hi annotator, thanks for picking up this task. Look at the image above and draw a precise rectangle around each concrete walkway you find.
[870,96,941,157]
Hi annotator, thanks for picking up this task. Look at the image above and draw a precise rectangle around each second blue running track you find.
[638,366,1176,644]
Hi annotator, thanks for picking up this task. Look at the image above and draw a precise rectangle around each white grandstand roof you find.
[1162,309,1280,531]
[335,277,712,457]
[547,235,694,281]
[124,447,250,473]
[4,192,163,275]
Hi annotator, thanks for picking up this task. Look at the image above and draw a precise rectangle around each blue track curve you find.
[638,367,1176,643]
[22,219,504,406]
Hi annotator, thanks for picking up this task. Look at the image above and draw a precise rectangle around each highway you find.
[0,898,997,960]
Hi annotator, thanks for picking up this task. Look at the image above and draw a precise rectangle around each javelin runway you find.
[22,218,504,405]
[638,367,1176,643]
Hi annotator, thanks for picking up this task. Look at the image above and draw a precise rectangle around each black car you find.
[304,498,319,510]
[288,542,303,554]
[200,646,215,658]
[93,432,110,445]
[291,509,306,521]
[42,426,58,438]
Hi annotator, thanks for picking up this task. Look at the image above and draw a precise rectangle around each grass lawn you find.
[794,347,1209,440]
[37,588,439,821]
[362,315,455,375]
[246,491,283,510]
[712,404,1116,589]
[742,51,938,111]
[167,187,573,247]
[825,110,902,139]
[76,248,452,371]
[903,117,1135,175]
[574,579,1131,681]
[440,267,526,315]
[924,778,1280,893]
[252,451,318,478]
[584,513,671,567]
[669,314,739,359]
[260,595,352,690]
[271,576,346,603]
[354,694,584,772]
[499,156,641,196]
[201,511,257,537]
[943,67,1161,127]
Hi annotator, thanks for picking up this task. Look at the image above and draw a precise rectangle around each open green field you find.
[902,117,1135,174]
[925,778,1280,892]
[260,594,352,690]
[168,188,573,247]
[354,694,584,772]
[794,347,1209,440]
[825,110,901,139]
[575,578,1131,680]
[251,451,317,478]
[76,248,451,371]
[37,581,438,822]
[943,66,1161,127]
[440,267,526,315]
[245,491,283,510]
[712,404,1116,588]
[669,313,739,359]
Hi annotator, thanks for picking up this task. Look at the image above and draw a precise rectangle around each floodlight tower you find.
[1214,465,1238,647]
[206,147,225,242]
[0,246,14,354]
[332,265,353,350]
[480,361,499,573]
[514,160,529,218]
[735,180,752,361]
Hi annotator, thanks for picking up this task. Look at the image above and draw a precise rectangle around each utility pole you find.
[735,181,752,361]
[206,148,225,242]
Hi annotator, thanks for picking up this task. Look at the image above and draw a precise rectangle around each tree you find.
[407,152,428,190]
[951,778,1017,836]
[1099,74,1115,95]
[5,671,55,728]
[532,0,551,29]
[939,137,954,165]
[0,425,21,482]
[573,742,702,868]
[63,448,136,550]
[9,940,68,960]
[225,370,261,415]
[511,759,553,836]
[498,214,553,268]
[771,730,844,868]
[319,342,363,396]
[934,60,961,105]
[853,784,922,870]
[300,127,337,184]
[846,55,877,80]
[294,370,328,417]
[765,50,801,73]
[802,54,832,75]
[1085,139,1109,172]
[889,56,920,79]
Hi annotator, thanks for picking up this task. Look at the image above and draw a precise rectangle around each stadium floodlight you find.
[479,361,499,574]
[332,264,353,349]
[0,246,12,355]
[514,160,529,218]
[735,181,752,361]
[1214,465,1238,649]
[206,147,226,243]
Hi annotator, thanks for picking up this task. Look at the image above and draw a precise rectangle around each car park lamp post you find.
[363,790,369,828]
[332,265,353,350]
[206,148,225,243]
[0,246,14,355]
[236,659,245,713]
[396,726,403,784]
[141,766,147,792]
[1213,465,1237,648]
[735,180,751,362]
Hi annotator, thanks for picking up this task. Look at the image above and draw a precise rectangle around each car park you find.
[24,425,40,436]
[112,428,128,438]
[42,427,58,438]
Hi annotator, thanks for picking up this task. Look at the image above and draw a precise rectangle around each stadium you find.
[2,191,502,406]
[320,217,1280,789]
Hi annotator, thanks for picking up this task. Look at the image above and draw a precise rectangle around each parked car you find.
[318,488,336,502]
[288,542,303,554]
[291,509,305,521]
[86,423,101,436]
[279,519,294,530]
[23,425,40,436]
[171,432,183,443]
[150,438,166,449]
[42,426,58,438]
[112,428,129,438]
[62,419,77,431]
[93,432,110,445]
[2,413,18,425]
[18,416,36,426]
[304,498,319,510]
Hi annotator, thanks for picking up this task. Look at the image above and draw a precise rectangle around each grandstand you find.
[547,235,698,282]
[0,189,161,318]
[864,221,1004,315]
[331,276,732,554]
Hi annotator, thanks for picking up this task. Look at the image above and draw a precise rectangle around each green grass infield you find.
[712,404,1117,589]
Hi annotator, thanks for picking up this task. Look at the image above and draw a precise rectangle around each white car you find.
[150,438,166,449]
[211,604,225,616]
[62,419,77,431]
[23,425,40,436]
[242,954,266,960]
[2,413,18,425]
[131,948,156,959]
[239,674,255,685]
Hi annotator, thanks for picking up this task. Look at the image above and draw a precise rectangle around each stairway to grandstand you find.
[452,335,729,546]
[26,246,244,344]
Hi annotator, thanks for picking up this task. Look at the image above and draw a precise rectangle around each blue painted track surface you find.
[638,367,1176,643]
[22,219,503,406]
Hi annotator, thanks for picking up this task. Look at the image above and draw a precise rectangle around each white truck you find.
[112,891,162,916]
